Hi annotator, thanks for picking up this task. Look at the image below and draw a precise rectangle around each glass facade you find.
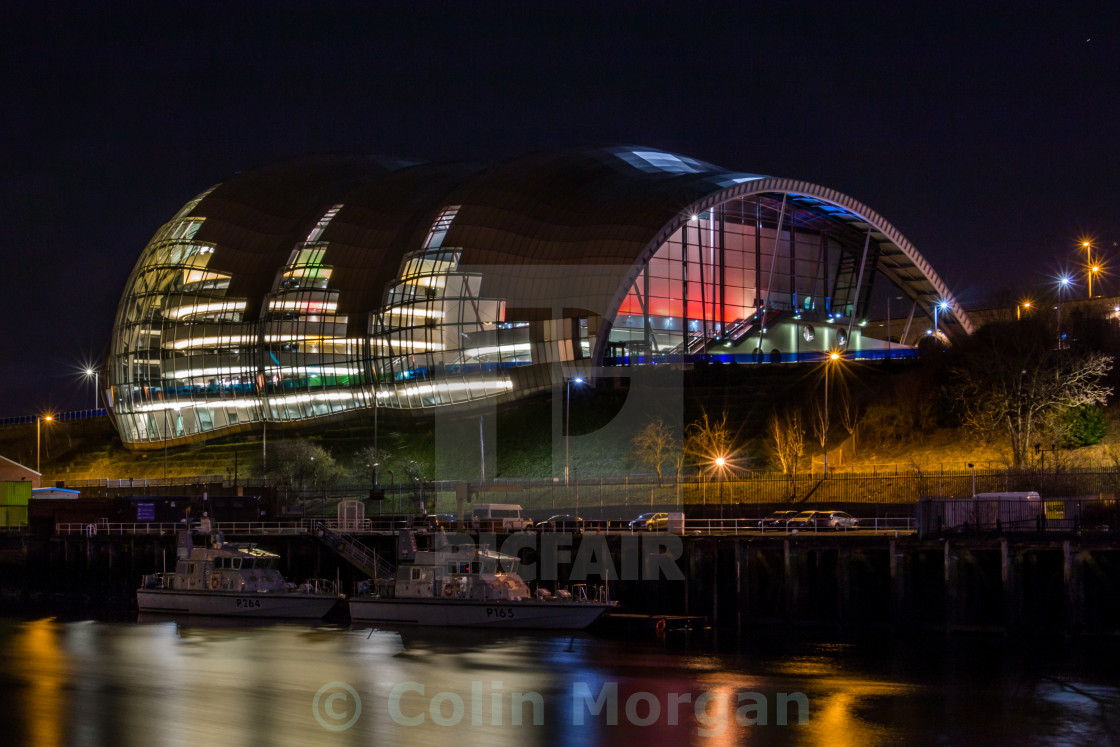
[609,193,880,358]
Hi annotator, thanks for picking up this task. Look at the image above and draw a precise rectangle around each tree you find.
[631,417,679,483]
[945,319,1113,467]
[267,440,344,506]
[683,410,735,473]
[401,459,429,514]
[838,386,863,457]
[767,409,804,496]
[1057,405,1108,448]
[356,445,392,487]
[809,400,828,463]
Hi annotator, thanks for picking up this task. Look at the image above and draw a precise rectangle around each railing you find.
[55,521,310,535]
[62,475,225,488]
[309,521,393,580]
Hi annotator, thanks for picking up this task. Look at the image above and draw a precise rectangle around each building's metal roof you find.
[179,146,970,336]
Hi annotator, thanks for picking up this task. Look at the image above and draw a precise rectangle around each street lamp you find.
[1090,265,1101,299]
[1082,240,1093,298]
[83,367,98,410]
[1057,275,1071,348]
[1017,301,1031,320]
[36,414,53,473]
[933,299,950,336]
[714,456,727,521]
[565,376,584,486]
[822,351,840,473]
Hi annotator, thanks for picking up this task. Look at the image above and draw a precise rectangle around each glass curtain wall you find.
[373,206,531,409]
[108,187,261,444]
[610,194,870,355]
[260,204,370,423]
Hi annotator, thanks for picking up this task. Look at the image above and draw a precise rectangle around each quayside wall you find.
[0,531,1117,635]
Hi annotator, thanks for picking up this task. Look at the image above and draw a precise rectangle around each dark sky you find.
[3,1,1119,417]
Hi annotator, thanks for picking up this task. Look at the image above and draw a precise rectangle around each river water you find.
[0,614,1116,746]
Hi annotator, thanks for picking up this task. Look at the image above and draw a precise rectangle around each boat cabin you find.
[394,546,530,601]
[165,542,289,593]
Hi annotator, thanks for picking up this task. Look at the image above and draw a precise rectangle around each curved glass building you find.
[107,147,969,448]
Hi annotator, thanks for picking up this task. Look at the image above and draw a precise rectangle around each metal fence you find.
[49,465,1120,519]
[256,467,1120,522]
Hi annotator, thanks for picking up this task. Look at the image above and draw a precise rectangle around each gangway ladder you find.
[310,520,394,581]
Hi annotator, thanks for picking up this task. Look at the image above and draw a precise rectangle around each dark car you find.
[758,510,799,529]
[629,512,669,531]
[537,514,584,532]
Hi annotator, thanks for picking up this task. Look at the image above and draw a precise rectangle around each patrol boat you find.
[348,535,616,629]
[137,530,341,618]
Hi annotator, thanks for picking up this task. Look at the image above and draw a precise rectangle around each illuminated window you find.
[423,206,460,250]
[306,204,343,242]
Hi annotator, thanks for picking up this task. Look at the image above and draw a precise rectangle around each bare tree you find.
[947,320,1113,467]
[838,386,863,457]
[809,400,828,463]
[767,409,804,495]
[684,410,735,473]
[631,417,678,483]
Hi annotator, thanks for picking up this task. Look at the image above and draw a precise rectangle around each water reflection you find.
[0,616,1116,746]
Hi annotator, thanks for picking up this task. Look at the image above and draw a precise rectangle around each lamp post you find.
[714,456,727,522]
[1083,240,1093,298]
[565,376,584,486]
[823,352,840,473]
[933,299,950,336]
[163,407,169,485]
[36,415,53,473]
[84,367,98,410]
[1017,301,1031,320]
[1057,275,1071,349]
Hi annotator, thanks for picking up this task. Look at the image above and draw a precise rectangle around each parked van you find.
[471,503,532,531]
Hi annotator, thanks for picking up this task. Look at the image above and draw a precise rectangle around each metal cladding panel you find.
[309,163,480,335]
[192,156,412,320]
[0,481,32,506]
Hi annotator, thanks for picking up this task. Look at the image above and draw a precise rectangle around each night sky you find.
[3,1,1118,418]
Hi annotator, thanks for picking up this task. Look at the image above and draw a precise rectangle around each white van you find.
[471,503,532,531]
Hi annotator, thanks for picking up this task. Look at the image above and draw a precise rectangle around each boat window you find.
[470,562,480,574]
[187,563,195,574]
[501,559,518,573]
[481,561,497,574]
[411,568,422,581]
[446,563,457,574]
[231,558,241,570]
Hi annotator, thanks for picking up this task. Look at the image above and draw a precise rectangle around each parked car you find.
[786,510,826,530]
[758,510,799,529]
[536,514,584,532]
[629,512,669,531]
[824,511,860,530]
[787,510,860,530]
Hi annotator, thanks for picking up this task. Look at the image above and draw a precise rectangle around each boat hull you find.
[349,597,614,629]
[137,589,340,619]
